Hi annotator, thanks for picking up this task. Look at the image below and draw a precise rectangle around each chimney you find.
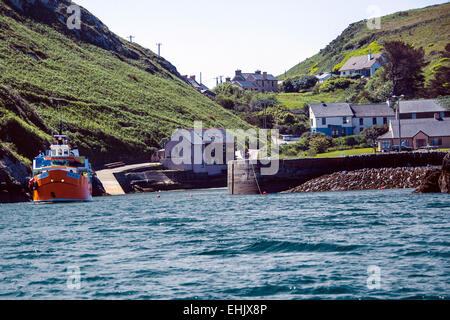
[226,77,231,82]
[263,72,267,80]
[190,75,196,81]
[235,70,242,76]
[368,49,373,61]
[255,70,261,75]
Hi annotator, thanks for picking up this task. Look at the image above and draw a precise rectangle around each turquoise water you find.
[0,189,449,300]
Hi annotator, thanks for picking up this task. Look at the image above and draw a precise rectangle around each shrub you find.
[309,136,332,153]
[320,78,354,92]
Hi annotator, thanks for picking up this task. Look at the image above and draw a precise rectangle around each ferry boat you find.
[29,135,93,203]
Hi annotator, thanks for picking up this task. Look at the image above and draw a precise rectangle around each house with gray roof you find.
[398,99,450,119]
[351,103,396,134]
[231,70,279,92]
[378,116,450,151]
[309,99,449,138]
[309,102,354,137]
[339,53,384,77]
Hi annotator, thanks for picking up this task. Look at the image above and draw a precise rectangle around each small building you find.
[232,70,278,93]
[162,128,235,176]
[377,116,450,151]
[309,102,354,137]
[182,75,215,98]
[316,72,333,84]
[339,53,384,77]
[398,99,450,119]
[350,103,396,135]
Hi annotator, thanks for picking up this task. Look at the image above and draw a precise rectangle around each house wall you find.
[370,62,382,76]
[352,116,394,134]
[378,136,450,151]
[163,136,234,175]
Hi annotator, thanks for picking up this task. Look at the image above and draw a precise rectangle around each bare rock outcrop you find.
[415,153,450,194]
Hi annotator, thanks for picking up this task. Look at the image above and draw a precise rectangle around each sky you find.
[73,0,448,89]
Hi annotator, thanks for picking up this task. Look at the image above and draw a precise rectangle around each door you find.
[416,139,426,149]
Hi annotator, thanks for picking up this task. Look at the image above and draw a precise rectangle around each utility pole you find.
[392,95,405,152]
[128,35,135,43]
[156,43,162,56]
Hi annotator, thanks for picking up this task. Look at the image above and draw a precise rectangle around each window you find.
[360,118,364,126]
[322,118,326,125]
[373,118,377,125]
[430,138,442,146]
[310,119,314,126]
[382,141,391,150]
[412,113,417,119]
[383,117,388,125]
[401,139,410,147]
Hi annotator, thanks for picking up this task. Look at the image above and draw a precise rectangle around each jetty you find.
[227,152,448,195]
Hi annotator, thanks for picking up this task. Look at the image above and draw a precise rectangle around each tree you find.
[383,41,428,98]
[281,76,318,93]
[428,43,450,97]
[361,126,389,153]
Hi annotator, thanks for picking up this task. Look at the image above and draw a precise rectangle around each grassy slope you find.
[0,0,251,166]
[283,3,450,81]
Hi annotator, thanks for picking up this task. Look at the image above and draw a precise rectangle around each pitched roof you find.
[379,118,450,139]
[398,99,446,114]
[309,103,353,118]
[339,53,383,72]
[233,72,278,82]
[351,103,395,118]
[232,80,260,89]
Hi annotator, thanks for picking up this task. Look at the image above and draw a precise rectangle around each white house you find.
[339,53,384,77]
[316,72,333,83]
[162,128,235,176]
[309,103,354,137]
[350,103,396,135]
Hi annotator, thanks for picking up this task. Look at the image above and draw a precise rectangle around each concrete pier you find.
[227,152,448,195]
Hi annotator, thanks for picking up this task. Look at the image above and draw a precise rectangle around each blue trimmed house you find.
[309,103,354,137]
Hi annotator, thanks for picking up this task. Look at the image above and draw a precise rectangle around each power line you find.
[128,35,135,43]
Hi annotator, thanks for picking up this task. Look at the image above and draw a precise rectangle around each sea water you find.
[0,189,448,299]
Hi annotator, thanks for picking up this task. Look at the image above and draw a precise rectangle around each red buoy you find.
[263,191,267,195]
[157,195,161,198]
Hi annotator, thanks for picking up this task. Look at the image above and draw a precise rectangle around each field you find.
[0,1,252,165]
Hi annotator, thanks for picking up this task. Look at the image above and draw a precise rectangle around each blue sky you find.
[74,0,448,88]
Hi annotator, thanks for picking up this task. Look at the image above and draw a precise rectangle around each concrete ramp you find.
[96,163,155,196]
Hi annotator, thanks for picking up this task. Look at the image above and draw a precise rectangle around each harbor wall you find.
[228,152,448,195]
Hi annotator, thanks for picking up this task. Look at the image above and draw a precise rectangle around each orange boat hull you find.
[32,169,92,202]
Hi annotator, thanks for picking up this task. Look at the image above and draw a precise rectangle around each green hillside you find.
[0,0,251,166]
[282,3,450,81]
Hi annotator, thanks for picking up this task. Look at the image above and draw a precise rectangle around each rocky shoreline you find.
[285,153,450,194]
[285,166,440,193]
